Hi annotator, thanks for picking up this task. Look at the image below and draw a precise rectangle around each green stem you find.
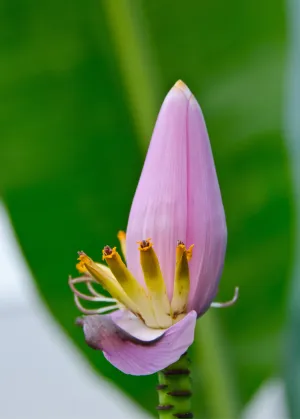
[157,353,193,419]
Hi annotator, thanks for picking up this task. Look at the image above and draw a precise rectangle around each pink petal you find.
[78,310,197,375]
[186,96,227,314]
[126,81,227,315]
[126,85,191,299]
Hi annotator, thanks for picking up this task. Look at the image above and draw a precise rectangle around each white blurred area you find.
[242,379,289,419]
[0,203,150,419]
[0,202,290,419]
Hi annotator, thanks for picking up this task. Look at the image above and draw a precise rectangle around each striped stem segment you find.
[157,353,193,418]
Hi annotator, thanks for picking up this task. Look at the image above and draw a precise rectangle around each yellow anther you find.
[139,240,172,328]
[77,251,141,319]
[76,262,86,273]
[186,244,194,261]
[102,248,131,286]
[102,245,115,260]
[76,252,92,273]
[117,231,127,260]
[76,253,88,273]
[103,246,158,328]
[171,242,191,319]
[138,238,152,251]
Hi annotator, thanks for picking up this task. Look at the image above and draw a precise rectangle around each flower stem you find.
[156,352,193,418]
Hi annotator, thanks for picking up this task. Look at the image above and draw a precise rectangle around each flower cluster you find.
[69,81,238,375]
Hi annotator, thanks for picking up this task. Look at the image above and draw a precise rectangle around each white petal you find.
[112,310,166,342]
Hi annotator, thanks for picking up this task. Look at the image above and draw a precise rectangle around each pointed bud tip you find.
[174,80,192,100]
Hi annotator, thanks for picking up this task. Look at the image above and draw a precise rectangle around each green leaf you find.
[0,0,157,412]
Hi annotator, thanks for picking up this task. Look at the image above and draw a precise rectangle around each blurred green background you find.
[1,0,299,418]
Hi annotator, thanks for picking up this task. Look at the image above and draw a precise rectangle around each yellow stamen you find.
[77,252,140,318]
[117,230,127,260]
[139,239,172,328]
[186,244,194,261]
[171,242,191,319]
[76,258,88,274]
[103,247,158,328]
